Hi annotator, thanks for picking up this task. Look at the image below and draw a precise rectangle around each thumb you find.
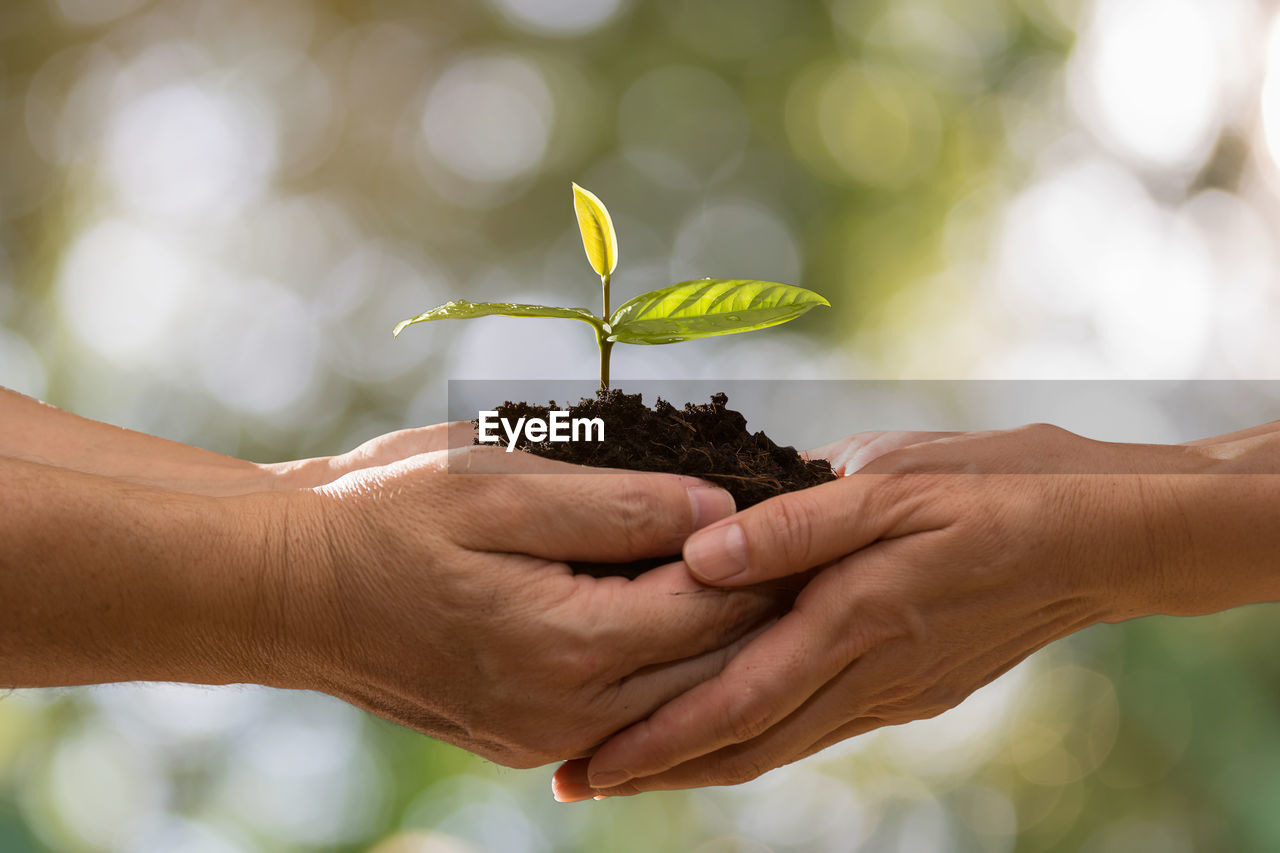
[454,452,740,562]
[682,476,897,586]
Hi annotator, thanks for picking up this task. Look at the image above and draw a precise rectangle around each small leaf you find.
[394,300,601,337]
[608,279,829,345]
[572,183,618,278]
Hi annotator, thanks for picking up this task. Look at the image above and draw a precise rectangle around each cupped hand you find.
[266,445,785,770]
[258,420,476,491]
[556,424,1218,798]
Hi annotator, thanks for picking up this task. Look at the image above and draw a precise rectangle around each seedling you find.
[394,184,829,390]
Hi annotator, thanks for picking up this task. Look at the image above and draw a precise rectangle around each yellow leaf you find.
[572,182,618,277]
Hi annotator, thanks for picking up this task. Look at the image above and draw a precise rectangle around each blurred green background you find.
[3,0,1280,850]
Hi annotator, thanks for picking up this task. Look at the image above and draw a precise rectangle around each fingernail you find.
[588,769,631,789]
[685,522,748,584]
[593,795,609,801]
[687,486,735,530]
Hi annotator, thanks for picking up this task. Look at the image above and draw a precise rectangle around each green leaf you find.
[393,300,602,337]
[607,279,829,345]
[572,183,618,278]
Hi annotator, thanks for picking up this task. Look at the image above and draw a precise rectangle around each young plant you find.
[394,183,829,390]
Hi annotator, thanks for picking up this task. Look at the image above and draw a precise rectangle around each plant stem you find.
[598,336,612,391]
[599,273,612,391]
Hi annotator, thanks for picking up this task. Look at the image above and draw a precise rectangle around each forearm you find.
[0,455,286,687]
[0,386,287,495]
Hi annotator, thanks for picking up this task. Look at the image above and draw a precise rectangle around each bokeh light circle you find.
[487,0,625,37]
[1069,0,1224,171]
[105,83,278,221]
[421,55,553,185]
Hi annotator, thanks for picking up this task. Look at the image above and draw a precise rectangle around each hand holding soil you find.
[0,390,787,768]
[9,381,1280,799]
[274,445,785,768]
[554,420,1280,799]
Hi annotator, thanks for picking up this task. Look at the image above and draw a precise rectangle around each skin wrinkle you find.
[292,458,766,765]
[245,502,275,684]
[260,495,291,685]
[564,425,1280,799]
[323,639,497,757]
[6,396,785,775]
[597,602,1106,795]
[1161,479,1203,613]
[314,494,370,684]
[15,389,1280,796]
[341,676,488,756]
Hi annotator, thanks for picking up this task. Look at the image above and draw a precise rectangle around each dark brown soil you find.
[475,390,836,577]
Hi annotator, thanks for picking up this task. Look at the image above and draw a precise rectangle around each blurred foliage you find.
[2,0,1280,850]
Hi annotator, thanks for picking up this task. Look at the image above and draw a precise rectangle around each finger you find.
[344,421,475,466]
[448,443,734,483]
[794,716,887,762]
[574,560,787,673]
[582,563,862,791]
[451,451,738,562]
[552,759,594,802]
[681,471,928,586]
[806,431,963,476]
[594,716,889,797]
[590,650,897,795]
[554,617,776,803]
[610,613,776,709]
[596,618,1068,795]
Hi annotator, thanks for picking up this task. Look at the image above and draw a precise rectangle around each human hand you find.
[257,421,476,491]
[555,424,1225,798]
[0,385,480,496]
[262,446,784,770]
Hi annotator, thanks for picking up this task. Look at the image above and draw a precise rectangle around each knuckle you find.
[1018,422,1065,440]
[448,445,483,474]
[610,484,675,548]
[616,481,667,518]
[712,754,771,787]
[553,646,601,686]
[861,445,926,475]
[872,683,919,712]
[728,712,770,744]
[887,682,966,721]
[760,498,813,564]
[601,780,643,797]
[925,682,969,714]
[722,690,773,744]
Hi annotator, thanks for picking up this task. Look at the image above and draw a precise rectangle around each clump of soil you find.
[475,390,836,577]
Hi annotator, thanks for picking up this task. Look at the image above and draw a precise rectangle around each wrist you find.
[213,488,339,689]
[111,488,303,687]
[1071,474,1187,623]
